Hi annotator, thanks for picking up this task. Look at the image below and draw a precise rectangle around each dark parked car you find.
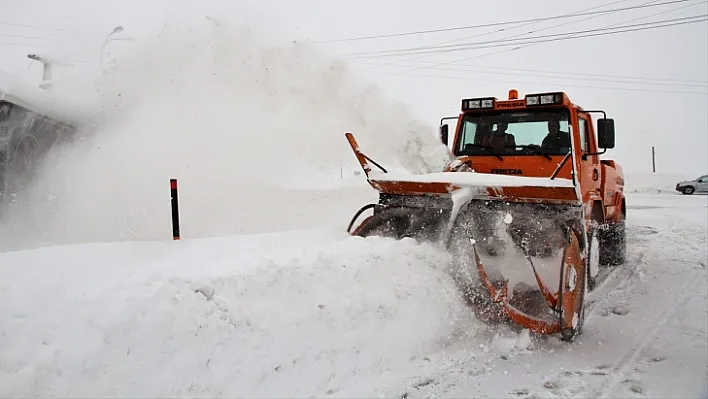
[676,175,708,195]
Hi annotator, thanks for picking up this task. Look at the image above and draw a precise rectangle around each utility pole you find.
[651,146,656,174]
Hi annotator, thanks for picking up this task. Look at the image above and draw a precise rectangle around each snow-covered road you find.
[405,192,708,399]
[0,188,706,398]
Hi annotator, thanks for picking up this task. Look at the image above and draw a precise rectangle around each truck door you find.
[577,112,602,207]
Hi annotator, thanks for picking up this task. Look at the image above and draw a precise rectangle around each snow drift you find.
[0,229,476,398]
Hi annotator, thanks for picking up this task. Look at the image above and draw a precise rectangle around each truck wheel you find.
[600,211,626,266]
[682,186,695,195]
[0,164,6,210]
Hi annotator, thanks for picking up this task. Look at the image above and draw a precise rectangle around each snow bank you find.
[0,18,450,251]
[0,230,476,398]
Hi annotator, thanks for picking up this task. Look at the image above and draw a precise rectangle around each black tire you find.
[0,164,6,211]
[599,211,626,266]
[586,220,600,291]
[682,186,695,195]
[586,205,605,290]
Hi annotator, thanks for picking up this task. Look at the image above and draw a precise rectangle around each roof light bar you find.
[462,97,496,111]
[525,92,564,106]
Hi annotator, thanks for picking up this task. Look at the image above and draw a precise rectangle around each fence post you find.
[170,178,180,240]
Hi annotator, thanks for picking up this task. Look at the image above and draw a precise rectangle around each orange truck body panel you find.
[443,90,625,224]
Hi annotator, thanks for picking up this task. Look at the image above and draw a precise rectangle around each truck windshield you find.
[455,109,572,157]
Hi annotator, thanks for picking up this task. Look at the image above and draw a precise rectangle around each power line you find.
[0,41,45,49]
[362,5,708,96]
[356,17,707,60]
[433,65,707,87]
[425,0,636,53]
[343,15,705,57]
[319,0,695,43]
[0,21,75,33]
[375,70,708,95]
[366,0,636,70]
[388,0,706,75]
[0,32,55,41]
[452,63,708,85]
[340,14,707,58]
[354,59,708,87]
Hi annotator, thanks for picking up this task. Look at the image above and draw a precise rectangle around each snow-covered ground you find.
[0,229,471,398]
[1,182,706,398]
[623,173,701,195]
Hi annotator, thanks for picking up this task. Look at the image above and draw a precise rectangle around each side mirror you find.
[597,118,615,149]
[439,124,449,145]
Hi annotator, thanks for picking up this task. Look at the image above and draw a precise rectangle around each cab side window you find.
[578,116,590,153]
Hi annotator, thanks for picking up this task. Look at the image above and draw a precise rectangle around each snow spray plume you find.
[0,21,451,251]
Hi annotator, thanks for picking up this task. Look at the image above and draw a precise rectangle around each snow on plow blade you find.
[345,132,588,341]
[345,132,580,204]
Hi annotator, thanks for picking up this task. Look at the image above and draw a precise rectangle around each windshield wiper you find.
[550,152,571,180]
[462,144,503,161]
[518,145,552,161]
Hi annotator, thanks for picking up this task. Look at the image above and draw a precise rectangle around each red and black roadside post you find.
[170,178,180,240]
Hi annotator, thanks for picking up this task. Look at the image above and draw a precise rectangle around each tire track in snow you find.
[583,225,652,319]
[390,225,658,399]
[377,207,705,399]
[390,226,658,398]
[583,268,703,399]
[577,219,705,399]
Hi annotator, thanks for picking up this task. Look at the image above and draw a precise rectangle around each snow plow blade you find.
[345,132,580,204]
[345,132,588,341]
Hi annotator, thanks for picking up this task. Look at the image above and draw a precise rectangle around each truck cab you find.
[439,89,625,224]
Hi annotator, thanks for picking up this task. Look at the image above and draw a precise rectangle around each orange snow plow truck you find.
[345,89,626,342]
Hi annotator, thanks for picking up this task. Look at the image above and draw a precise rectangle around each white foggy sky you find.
[1,0,707,176]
